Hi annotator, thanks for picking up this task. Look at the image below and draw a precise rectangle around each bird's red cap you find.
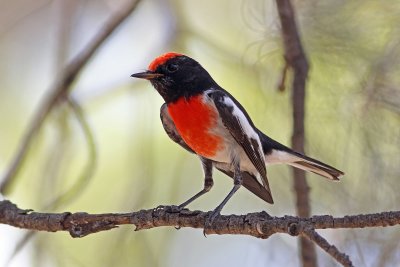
[148,52,183,71]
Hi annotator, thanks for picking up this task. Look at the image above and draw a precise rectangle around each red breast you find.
[168,95,223,158]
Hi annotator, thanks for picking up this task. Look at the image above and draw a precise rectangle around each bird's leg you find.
[205,159,242,227]
[178,158,214,209]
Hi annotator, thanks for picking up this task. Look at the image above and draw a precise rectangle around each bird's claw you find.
[153,205,186,213]
[153,205,167,212]
[203,210,220,237]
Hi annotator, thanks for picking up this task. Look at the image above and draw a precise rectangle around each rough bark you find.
[3,200,400,266]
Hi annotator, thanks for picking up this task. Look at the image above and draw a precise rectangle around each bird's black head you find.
[131,53,217,103]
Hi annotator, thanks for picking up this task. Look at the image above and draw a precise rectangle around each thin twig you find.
[277,61,289,92]
[302,227,353,267]
[0,0,143,194]
[46,96,97,209]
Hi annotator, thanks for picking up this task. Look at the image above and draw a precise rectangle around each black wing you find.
[209,90,272,202]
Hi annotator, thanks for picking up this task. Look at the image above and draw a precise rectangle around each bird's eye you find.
[166,63,178,73]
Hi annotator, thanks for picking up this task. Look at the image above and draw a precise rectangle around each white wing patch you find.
[222,97,260,141]
[222,96,266,185]
[204,90,268,187]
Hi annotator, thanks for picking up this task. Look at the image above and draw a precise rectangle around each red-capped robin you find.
[131,52,343,225]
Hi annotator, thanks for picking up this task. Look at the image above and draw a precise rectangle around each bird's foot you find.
[260,210,273,219]
[153,205,186,213]
[203,209,221,237]
[153,205,188,230]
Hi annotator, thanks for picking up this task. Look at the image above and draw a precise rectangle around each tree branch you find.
[1,199,399,239]
[5,200,400,266]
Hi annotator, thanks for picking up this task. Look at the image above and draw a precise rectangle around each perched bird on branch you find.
[131,52,344,225]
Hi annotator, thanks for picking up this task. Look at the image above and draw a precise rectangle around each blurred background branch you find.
[275,0,316,266]
[5,96,97,264]
[0,0,143,194]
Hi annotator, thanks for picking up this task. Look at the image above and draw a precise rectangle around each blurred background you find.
[0,0,399,266]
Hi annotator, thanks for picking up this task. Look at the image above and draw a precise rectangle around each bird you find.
[131,52,344,225]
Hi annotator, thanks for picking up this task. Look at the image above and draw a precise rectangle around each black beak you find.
[130,71,163,80]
